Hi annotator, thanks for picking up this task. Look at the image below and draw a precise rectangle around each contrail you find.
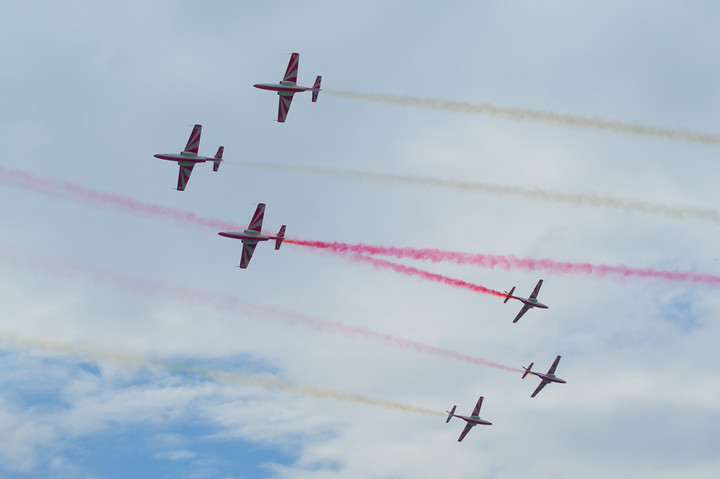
[228,160,720,225]
[323,90,720,146]
[0,165,244,231]
[348,253,506,298]
[0,247,522,373]
[287,239,720,286]
[2,165,714,286]
[1,333,443,417]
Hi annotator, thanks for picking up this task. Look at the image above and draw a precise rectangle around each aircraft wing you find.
[239,242,258,269]
[457,422,474,442]
[183,124,202,155]
[512,304,532,323]
[278,94,294,123]
[531,379,550,398]
[283,53,299,83]
[471,396,484,417]
[547,355,562,375]
[529,279,543,299]
[177,163,195,191]
[247,203,266,233]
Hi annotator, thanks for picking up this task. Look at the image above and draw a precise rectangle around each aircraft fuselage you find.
[511,296,548,309]
[528,371,566,384]
[253,82,314,94]
[154,152,210,164]
[218,230,273,243]
[452,414,492,426]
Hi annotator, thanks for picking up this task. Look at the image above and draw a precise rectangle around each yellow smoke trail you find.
[0,333,443,417]
[323,90,720,145]
[228,160,720,224]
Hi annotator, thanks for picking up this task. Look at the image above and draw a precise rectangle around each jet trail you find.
[2,333,443,417]
[0,248,522,373]
[348,253,506,298]
[324,90,720,145]
[0,165,244,231]
[287,239,720,286]
[229,160,720,225]
[2,165,715,286]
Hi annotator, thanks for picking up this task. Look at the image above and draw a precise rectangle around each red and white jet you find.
[445,396,493,442]
[218,203,286,269]
[253,52,321,123]
[154,124,223,191]
[503,279,548,323]
[522,355,566,398]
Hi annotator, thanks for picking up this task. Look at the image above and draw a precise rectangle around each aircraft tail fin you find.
[213,146,224,172]
[275,225,286,250]
[503,287,516,304]
[445,406,456,423]
[522,363,534,379]
[312,76,322,102]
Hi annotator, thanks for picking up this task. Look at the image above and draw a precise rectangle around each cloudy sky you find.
[1,1,719,478]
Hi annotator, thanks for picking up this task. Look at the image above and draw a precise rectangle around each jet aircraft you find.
[154,124,223,191]
[445,396,492,442]
[522,355,566,398]
[503,279,548,323]
[218,203,286,269]
[253,52,321,122]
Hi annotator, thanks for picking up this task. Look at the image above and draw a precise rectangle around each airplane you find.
[154,124,223,191]
[253,52,322,123]
[218,203,286,269]
[522,355,566,398]
[503,279,548,323]
[445,395,492,442]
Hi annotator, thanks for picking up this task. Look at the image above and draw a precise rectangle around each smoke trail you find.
[287,239,720,286]
[0,165,244,231]
[347,253,506,297]
[1,333,443,417]
[0,247,521,373]
[3,165,715,286]
[324,90,720,145]
[229,160,720,225]
[209,370,443,416]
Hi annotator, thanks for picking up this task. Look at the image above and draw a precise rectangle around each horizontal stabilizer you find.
[503,287,515,304]
[213,146,224,172]
[522,363,533,379]
[312,76,322,102]
[446,405,456,423]
[275,225,286,250]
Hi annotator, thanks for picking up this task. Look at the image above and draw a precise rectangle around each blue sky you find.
[1,1,720,478]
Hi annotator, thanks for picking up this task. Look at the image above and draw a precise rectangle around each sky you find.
[1,1,720,478]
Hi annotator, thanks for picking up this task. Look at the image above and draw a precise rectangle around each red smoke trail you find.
[6,165,715,286]
[287,239,720,286]
[349,254,505,297]
[0,165,244,231]
[0,248,522,373]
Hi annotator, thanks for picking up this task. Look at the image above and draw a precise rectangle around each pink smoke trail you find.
[349,254,506,297]
[5,165,714,286]
[286,239,720,285]
[0,248,522,373]
[0,165,244,231]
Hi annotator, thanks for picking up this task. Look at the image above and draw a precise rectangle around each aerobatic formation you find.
[145,51,570,444]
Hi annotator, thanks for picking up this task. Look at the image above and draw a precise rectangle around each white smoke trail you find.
[229,161,720,224]
[323,90,720,145]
